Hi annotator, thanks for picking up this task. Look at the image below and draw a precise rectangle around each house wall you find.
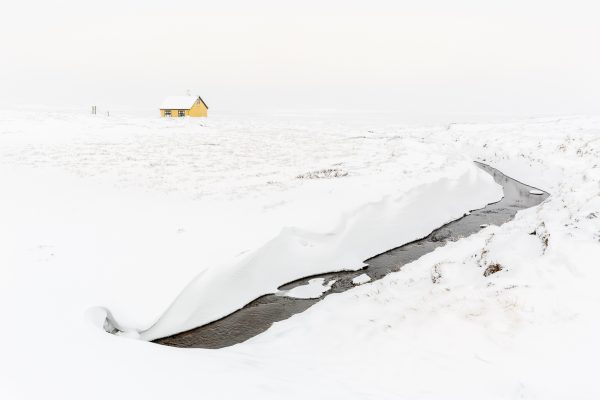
[160,109,191,117]
[188,100,208,117]
[160,99,208,118]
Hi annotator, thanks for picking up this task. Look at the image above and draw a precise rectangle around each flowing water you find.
[155,163,549,348]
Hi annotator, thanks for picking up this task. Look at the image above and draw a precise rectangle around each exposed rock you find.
[483,263,503,277]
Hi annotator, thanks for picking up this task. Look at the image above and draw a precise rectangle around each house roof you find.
[160,95,209,110]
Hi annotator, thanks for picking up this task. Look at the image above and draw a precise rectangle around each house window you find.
[164,110,171,117]
[178,110,185,117]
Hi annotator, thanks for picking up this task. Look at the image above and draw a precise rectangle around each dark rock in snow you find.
[483,263,503,277]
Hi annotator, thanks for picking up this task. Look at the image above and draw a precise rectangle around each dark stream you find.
[155,162,548,349]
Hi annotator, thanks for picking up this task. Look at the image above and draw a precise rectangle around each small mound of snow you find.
[529,189,544,195]
[85,306,113,331]
[352,273,371,285]
[86,306,140,338]
[277,278,336,299]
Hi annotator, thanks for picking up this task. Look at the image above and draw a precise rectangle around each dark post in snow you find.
[91,106,97,115]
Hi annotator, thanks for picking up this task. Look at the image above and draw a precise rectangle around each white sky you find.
[1,0,600,116]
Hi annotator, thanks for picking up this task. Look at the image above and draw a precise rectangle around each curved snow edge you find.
[136,161,503,341]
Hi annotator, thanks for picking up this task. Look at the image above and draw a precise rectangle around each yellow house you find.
[160,95,208,117]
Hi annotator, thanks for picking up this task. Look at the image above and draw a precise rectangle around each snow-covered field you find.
[1,110,599,399]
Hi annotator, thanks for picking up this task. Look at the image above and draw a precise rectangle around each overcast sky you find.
[2,0,599,116]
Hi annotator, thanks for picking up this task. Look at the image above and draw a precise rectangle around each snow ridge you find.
[140,162,502,340]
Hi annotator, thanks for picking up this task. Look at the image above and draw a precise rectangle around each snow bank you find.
[141,160,501,340]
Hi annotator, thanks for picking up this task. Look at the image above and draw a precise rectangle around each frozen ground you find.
[1,110,599,399]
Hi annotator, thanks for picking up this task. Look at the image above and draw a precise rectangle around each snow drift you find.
[141,161,502,340]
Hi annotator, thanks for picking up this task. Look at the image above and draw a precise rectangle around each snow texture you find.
[159,95,198,109]
[352,273,372,285]
[277,278,336,299]
[141,158,500,340]
[1,110,599,399]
